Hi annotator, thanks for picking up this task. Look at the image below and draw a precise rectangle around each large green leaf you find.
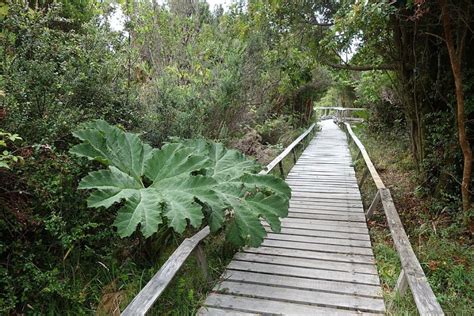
[71,120,291,247]
[71,120,152,180]
[114,188,163,238]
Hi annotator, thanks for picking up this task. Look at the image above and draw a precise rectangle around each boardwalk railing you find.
[122,123,317,315]
[341,122,444,315]
[315,106,366,123]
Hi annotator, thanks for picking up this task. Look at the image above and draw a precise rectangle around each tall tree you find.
[439,0,472,216]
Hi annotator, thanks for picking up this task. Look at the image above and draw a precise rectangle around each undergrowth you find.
[349,124,473,315]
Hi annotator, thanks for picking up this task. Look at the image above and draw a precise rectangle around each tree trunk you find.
[440,0,473,216]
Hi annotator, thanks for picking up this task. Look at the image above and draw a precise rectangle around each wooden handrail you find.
[122,227,210,315]
[344,123,385,189]
[263,123,316,174]
[341,122,444,315]
[122,123,317,315]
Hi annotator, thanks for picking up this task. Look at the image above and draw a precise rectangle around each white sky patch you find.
[108,4,126,32]
[207,0,233,10]
[107,0,233,32]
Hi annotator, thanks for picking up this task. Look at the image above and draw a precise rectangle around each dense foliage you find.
[72,120,290,246]
[0,1,324,313]
[1,0,472,314]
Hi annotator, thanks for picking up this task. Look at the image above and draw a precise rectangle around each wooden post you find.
[292,148,297,164]
[388,269,409,310]
[278,161,284,178]
[194,244,209,281]
[366,190,381,219]
[356,150,362,161]
[358,167,369,188]
[394,269,409,296]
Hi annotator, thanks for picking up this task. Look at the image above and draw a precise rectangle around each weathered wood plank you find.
[222,270,382,297]
[277,221,369,234]
[214,281,385,313]
[261,239,374,256]
[203,294,380,315]
[281,217,369,229]
[227,261,380,285]
[264,232,372,247]
[261,224,371,241]
[197,307,257,315]
[287,211,366,222]
[289,204,364,213]
[233,252,377,274]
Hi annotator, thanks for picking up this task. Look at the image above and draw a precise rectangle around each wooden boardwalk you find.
[199,121,385,315]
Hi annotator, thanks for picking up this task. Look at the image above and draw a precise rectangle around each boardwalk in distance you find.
[199,120,385,315]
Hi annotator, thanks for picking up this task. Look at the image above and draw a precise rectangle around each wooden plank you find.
[289,203,364,213]
[281,217,369,229]
[203,293,379,315]
[261,239,374,256]
[214,281,385,313]
[289,185,361,192]
[122,226,210,316]
[227,261,380,285]
[290,196,363,204]
[262,224,371,241]
[264,232,372,248]
[221,270,382,296]
[290,197,363,205]
[233,252,377,274]
[290,189,361,195]
[243,246,375,265]
[287,182,360,189]
[287,212,366,222]
[289,206,366,216]
[197,307,257,316]
[291,191,362,200]
[277,221,369,234]
[290,201,364,209]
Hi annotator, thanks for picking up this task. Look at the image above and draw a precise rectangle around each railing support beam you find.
[292,148,297,164]
[194,244,209,281]
[395,269,408,296]
[358,167,369,188]
[278,161,284,178]
[366,190,381,219]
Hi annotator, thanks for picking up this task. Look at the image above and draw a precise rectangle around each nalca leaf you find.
[71,120,291,247]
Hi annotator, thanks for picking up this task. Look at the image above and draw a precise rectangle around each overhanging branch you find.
[328,63,397,71]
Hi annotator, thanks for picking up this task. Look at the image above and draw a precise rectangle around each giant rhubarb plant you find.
[71,120,290,246]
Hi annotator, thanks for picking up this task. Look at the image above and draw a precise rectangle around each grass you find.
[347,124,473,315]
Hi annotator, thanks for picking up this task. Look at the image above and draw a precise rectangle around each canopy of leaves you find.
[70,120,290,247]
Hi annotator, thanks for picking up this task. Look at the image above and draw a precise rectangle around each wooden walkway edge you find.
[199,120,385,315]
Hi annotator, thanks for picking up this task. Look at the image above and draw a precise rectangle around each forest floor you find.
[351,124,473,315]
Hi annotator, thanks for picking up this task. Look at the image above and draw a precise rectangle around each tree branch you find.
[328,63,397,71]
[309,20,334,27]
